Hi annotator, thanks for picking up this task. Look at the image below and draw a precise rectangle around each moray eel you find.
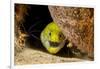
[40,22,66,54]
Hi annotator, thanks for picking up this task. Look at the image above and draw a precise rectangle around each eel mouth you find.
[49,41,61,47]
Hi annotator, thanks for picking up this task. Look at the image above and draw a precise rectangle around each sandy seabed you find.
[15,47,86,65]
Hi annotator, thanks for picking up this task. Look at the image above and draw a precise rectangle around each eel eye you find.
[59,33,63,38]
[49,32,51,36]
[59,33,65,39]
[59,34,62,38]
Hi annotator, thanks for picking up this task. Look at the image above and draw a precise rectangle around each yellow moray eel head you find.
[40,22,66,54]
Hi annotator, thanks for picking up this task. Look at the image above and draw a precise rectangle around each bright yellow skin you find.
[40,22,66,54]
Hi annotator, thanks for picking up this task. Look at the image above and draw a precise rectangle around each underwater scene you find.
[14,3,94,65]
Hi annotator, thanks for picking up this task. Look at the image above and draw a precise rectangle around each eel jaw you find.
[49,41,60,47]
[46,40,65,54]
